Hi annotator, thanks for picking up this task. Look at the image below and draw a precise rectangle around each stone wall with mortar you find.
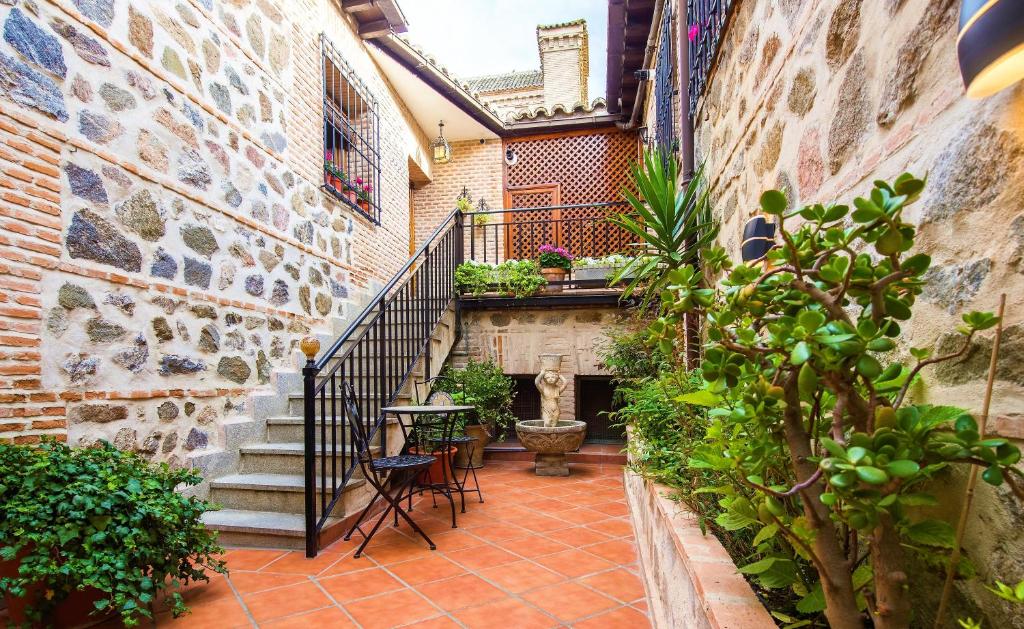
[689,0,1024,625]
[0,0,434,465]
[453,306,626,421]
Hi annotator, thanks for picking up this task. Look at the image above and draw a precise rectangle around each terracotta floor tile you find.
[454,597,560,628]
[428,529,489,551]
[343,588,441,629]
[402,616,463,628]
[260,549,349,575]
[573,604,651,628]
[155,595,252,628]
[445,544,520,571]
[361,539,437,564]
[585,518,634,538]
[385,554,468,585]
[227,570,308,595]
[492,535,570,559]
[477,560,567,594]
[533,549,615,578]
[220,549,286,571]
[415,574,507,611]
[582,539,637,564]
[581,568,647,603]
[514,513,574,533]
[543,526,611,547]
[590,500,630,517]
[319,552,376,577]
[468,522,531,542]
[241,580,334,623]
[319,567,404,602]
[521,582,618,623]
[522,498,576,514]
[259,605,357,628]
[554,507,611,525]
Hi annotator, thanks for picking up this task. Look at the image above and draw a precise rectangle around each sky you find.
[401,0,608,102]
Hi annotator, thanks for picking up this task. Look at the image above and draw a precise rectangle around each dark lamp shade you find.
[741,216,777,263]
[958,0,1024,99]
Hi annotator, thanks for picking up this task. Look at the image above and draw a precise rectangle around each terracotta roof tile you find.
[464,69,543,94]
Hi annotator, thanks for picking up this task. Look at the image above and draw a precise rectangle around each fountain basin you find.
[515,419,587,476]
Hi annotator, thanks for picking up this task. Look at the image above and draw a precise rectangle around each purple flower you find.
[688,24,699,42]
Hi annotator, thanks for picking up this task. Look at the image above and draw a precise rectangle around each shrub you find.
[654,174,1022,628]
[454,260,546,298]
[538,244,573,271]
[454,260,493,296]
[436,359,516,437]
[0,440,226,627]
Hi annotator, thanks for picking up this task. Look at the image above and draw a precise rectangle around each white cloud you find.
[400,0,608,100]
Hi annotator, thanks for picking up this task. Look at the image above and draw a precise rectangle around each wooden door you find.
[504,184,561,260]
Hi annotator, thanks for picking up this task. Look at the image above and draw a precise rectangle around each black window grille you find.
[687,0,735,118]
[321,34,382,224]
[654,4,676,157]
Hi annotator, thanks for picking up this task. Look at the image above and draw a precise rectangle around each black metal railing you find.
[654,3,675,155]
[302,210,463,556]
[465,202,633,268]
[687,0,735,117]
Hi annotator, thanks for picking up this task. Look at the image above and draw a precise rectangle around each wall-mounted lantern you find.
[958,0,1024,98]
[430,121,452,164]
[741,215,777,263]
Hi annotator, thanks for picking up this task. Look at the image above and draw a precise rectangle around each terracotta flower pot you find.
[541,267,567,293]
[0,548,112,628]
[357,199,370,213]
[453,424,491,469]
[347,189,358,204]
[408,446,458,484]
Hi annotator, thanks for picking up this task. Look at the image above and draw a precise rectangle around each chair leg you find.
[352,473,437,558]
[343,490,382,542]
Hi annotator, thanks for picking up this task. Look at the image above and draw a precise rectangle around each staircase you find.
[200,211,463,553]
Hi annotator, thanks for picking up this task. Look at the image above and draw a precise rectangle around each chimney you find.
[537,20,589,110]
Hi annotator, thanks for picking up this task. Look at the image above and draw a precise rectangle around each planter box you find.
[573,266,621,282]
[623,468,775,629]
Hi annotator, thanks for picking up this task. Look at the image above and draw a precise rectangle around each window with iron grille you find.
[321,34,382,224]
[687,0,735,118]
[654,5,676,157]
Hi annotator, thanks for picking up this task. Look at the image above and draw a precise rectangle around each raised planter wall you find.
[624,469,775,629]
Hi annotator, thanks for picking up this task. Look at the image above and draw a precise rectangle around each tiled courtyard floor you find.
[159,461,650,628]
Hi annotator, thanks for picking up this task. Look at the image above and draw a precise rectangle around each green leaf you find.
[791,341,811,365]
[760,190,788,215]
[856,466,890,485]
[982,466,1004,486]
[675,390,723,407]
[796,583,826,613]
[905,519,956,548]
[886,460,920,478]
[798,363,818,397]
[847,447,868,464]
[739,556,780,575]
[753,523,779,545]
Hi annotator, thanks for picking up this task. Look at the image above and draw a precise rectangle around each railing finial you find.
[300,337,320,362]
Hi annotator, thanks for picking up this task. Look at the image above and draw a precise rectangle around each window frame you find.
[321,34,382,225]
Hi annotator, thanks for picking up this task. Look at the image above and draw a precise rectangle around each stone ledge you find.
[624,469,775,629]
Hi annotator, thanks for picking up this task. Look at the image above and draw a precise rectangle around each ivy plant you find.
[654,174,1022,629]
[0,440,226,627]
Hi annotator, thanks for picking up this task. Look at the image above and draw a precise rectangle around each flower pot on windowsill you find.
[346,189,358,204]
[408,445,458,485]
[540,267,567,293]
[357,199,370,213]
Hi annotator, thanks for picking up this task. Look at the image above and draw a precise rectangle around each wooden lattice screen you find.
[504,128,639,259]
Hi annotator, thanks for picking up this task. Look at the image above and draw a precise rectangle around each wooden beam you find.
[341,0,376,13]
[358,18,392,39]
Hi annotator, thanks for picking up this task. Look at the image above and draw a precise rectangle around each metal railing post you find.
[300,337,321,558]
[377,296,387,456]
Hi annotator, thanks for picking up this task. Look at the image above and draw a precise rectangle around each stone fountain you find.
[515,354,587,476]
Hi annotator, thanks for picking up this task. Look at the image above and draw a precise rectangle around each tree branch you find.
[893,330,977,408]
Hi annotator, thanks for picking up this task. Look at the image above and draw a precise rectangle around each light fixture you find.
[958,0,1024,98]
[430,121,452,164]
[741,216,777,263]
[638,126,650,145]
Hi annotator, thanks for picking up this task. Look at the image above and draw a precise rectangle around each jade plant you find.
[653,174,1022,628]
[0,440,226,626]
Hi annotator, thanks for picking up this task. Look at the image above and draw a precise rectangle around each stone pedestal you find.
[535,452,571,476]
[515,419,587,477]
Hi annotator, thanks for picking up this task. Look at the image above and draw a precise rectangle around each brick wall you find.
[0,0,432,457]
[538,23,588,109]
[410,139,503,249]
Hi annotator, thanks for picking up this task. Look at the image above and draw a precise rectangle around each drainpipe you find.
[618,0,666,130]
[677,0,700,369]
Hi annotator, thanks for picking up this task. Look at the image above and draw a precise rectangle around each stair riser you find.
[211,530,306,551]
[287,394,414,416]
[240,452,366,475]
[268,423,365,443]
[209,487,337,515]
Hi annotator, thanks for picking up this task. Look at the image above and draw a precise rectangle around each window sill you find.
[321,184,380,225]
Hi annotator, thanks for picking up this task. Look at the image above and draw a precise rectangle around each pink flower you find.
[355,177,364,185]
[688,24,699,42]
[363,184,373,192]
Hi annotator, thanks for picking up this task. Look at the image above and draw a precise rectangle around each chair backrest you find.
[427,390,455,407]
[342,381,371,458]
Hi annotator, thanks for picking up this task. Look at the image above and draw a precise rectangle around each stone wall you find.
[454,306,625,420]
[0,0,432,461]
[687,0,1024,625]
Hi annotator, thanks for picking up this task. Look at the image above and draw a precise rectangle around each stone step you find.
[266,415,398,443]
[201,509,343,551]
[239,441,381,475]
[208,472,367,515]
[286,391,415,416]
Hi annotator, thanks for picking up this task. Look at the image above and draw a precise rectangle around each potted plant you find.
[0,440,226,627]
[494,260,546,298]
[538,244,573,293]
[357,182,372,213]
[436,359,516,468]
[572,254,636,284]
[407,425,458,484]
[347,177,361,204]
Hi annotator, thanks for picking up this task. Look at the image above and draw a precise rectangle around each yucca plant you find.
[609,150,719,306]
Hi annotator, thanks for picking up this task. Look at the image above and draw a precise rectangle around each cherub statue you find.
[535,367,567,428]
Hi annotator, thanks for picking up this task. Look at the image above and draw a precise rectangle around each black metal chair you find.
[399,399,461,528]
[340,382,437,558]
[427,390,484,512]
